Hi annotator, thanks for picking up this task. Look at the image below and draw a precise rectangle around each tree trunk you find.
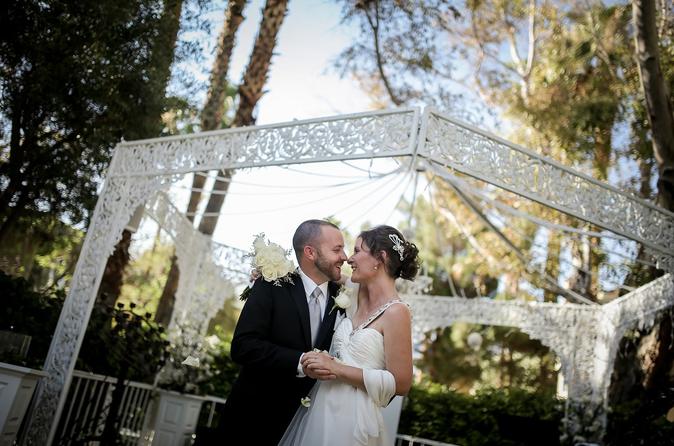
[96,229,133,306]
[633,0,674,211]
[158,0,290,335]
[156,0,248,326]
[155,254,180,327]
[185,0,248,221]
[637,155,654,199]
[543,232,561,302]
[197,0,290,236]
[593,128,612,181]
[624,0,674,398]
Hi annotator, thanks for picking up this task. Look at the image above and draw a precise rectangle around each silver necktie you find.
[309,287,323,346]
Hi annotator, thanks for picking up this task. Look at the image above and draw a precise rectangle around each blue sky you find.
[187,0,373,124]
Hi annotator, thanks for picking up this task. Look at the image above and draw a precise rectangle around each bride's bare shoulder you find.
[383,301,411,322]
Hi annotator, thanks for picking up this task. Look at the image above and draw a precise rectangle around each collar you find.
[298,267,329,300]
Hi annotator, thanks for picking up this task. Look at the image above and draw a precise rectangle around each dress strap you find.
[352,299,407,334]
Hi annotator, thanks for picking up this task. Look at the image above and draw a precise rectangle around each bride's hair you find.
[358,225,420,280]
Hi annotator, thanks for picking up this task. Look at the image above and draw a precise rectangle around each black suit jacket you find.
[219,275,341,445]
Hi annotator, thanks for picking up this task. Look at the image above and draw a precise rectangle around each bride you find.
[279,225,420,446]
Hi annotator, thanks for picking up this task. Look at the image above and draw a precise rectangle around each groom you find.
[219,219,348,445]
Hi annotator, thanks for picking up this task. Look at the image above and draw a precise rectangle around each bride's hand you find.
[303,351,340,376]
[301,351,336,380]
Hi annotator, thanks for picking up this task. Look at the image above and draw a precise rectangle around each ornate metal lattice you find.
[406,273,674,442]
[418,108,674,268]
[143,193,245,335]
[110,108,421,176]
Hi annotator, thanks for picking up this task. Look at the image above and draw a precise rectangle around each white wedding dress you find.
[278,299,405,446]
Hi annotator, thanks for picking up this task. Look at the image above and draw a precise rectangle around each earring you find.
[374,265,378,270]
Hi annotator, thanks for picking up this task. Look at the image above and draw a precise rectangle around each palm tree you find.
[155,0,290,326]
[197,0,290,235]
[155,0,248,327]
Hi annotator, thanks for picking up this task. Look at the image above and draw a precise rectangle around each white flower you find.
[300,396,311,408]
[334,289,353,310]
[331,287,353,314]
[181,355,200,367]
[252,234,267,251]
[250,234,295,284]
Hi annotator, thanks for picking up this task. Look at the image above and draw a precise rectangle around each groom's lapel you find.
[289,279,312,349]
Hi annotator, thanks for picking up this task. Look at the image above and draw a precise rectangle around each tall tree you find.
[0,0,171,245]
[97,0,187,306]
[197,0,290,234]
[156,0,291,327]
[633,0,674,211]
[336,1,667,302]
[155,0,248,327]
[185,0,248,222]
[630,0,674,393]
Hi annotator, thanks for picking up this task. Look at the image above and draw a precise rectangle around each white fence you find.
[45,371,452,446]
[53,371,154,445]
[395,434,460,446]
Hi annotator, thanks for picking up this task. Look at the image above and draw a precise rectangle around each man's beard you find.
[315,249,340,282]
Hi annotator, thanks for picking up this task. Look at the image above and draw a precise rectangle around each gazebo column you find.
[22,175,170,445]
[560,310,616,445]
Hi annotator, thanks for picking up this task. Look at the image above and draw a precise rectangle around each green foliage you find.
[418,323,558,394]
[0,0,172,235]
[605,388,674,446]
[200,327,240,398]
[0,270,168,381]
[0,270,64,368]
[0,215,83,288]
[398,382,563,446]
[118,241,174,317]
[77,299,169,382]
[161,82,239,135]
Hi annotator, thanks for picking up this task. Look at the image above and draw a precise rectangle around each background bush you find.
[398,382,563,446]
[604,387,674,446]
[0,270,64,368]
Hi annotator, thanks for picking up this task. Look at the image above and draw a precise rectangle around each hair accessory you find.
[388,234,405,261]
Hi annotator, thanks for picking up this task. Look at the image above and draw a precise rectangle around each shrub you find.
[76,299,170,383]
[0,270,168,381]
[398,382,563,446]
[0,270,64,368]
[605,387,674,446]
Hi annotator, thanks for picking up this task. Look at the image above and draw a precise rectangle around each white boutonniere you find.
[240,233,295,300]
[330,286,353,314]
[300,396,311,408]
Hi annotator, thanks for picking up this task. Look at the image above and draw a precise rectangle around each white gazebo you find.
[21,107,674,445]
